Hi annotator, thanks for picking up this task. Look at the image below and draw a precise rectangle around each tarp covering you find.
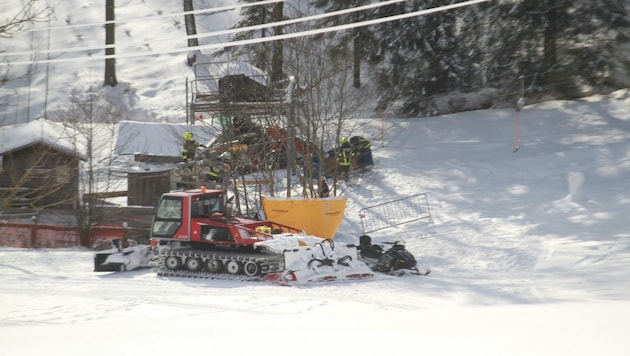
[261,196,347,239]
[115,120,220,156]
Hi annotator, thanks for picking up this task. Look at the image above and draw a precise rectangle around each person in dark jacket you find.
[337,136,353,180]
[350,136,373,168]
[319,177,330,198]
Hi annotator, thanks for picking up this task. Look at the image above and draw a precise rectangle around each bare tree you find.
[212,19,370,199]
[0,0,52,88]
[0,140,82,210]
[53,86,131,245]
[254,35,369,198]
[0,0,50,38]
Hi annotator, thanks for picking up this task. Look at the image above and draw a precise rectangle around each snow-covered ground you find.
[2,1,630,354]
[1,0,239,125]
[2,92,630,355]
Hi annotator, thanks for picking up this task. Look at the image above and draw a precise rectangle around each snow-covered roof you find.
[108,154,177,174]
[191,53,268,84]
[0,118,87,160]
[189,53,269,94]
[114,120,221,156]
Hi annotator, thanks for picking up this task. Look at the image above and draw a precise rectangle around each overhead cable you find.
[27,0,287,32]
[1,0,490,66]
[2,0,405,58]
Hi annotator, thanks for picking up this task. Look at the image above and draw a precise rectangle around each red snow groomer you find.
[95,187,373,284]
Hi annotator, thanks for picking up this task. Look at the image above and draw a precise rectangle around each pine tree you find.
[367,0,481,115]
[490,0,630,99]
[312,0,381,88]
[220,0,284,80]
[366,0,630,113]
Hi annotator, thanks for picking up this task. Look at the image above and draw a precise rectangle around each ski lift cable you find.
[190,0,407,41]
[1,0,480,61]
[0,0,490,66]
[1,0,406,58]
[26,0,288,33]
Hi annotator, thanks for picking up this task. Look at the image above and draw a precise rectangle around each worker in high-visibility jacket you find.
[206,166,221,185]
[182,132,200,162]
[337,137,353,180]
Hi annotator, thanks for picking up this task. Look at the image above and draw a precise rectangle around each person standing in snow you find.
[337,136,353,180]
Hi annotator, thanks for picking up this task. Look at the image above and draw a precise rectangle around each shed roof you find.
[114,120,220,156]
[0,118,87,160]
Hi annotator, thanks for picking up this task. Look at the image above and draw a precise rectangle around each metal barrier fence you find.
[359,193,432,235]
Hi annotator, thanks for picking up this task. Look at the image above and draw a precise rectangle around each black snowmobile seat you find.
[359,235,373,247]
[358,235,384,259]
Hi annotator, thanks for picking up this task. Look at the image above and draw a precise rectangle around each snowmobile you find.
[357,235,430,276]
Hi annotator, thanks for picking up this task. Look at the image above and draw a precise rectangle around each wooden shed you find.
[0,119,86,209]
[127,168,171,207]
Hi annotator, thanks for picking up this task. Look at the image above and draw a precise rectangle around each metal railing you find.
[359,192,432,235]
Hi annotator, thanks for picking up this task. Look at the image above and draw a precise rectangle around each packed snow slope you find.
[2,92,630,356]
[1,0,240,125]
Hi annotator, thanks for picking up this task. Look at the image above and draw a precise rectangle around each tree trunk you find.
[271,2,283,82]
[352,29,362,88]
[184,0,199,48]
[104,0,117,87]
[542,0,560,93]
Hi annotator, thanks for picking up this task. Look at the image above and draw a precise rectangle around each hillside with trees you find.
[2,1,629,123]
[224,0,630,116]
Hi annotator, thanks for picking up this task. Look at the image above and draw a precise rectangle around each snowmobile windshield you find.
[191,194,223,217]
[152,197,182,238]
[155,197,182,219]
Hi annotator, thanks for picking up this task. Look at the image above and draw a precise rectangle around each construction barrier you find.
[359,193,432,234]
[0,222,132,248]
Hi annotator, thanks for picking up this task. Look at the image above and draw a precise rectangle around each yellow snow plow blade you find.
[261,196,347,239]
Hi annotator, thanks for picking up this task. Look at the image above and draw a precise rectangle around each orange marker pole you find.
[514,97,524,153]
[513,110,520,152]
[381,109,385,146]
